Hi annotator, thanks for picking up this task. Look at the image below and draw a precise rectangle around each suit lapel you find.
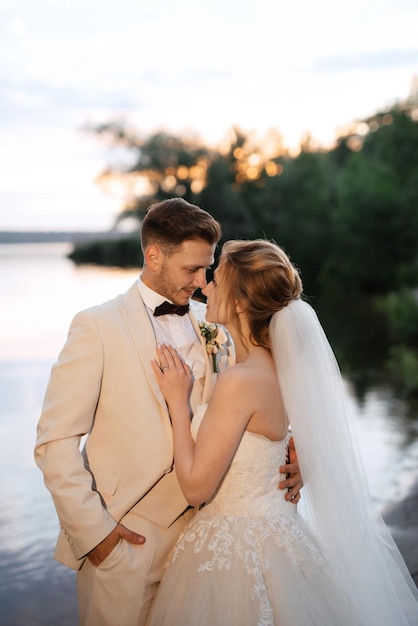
[188,304,216,404]
[120,286,215,410]
[119,282,167,409]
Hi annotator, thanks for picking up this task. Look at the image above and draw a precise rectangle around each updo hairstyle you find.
[217,239,303,349]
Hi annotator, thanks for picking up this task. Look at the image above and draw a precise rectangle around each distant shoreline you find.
[0,230,135,245]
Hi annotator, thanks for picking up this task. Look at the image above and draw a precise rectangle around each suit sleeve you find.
[34,309,117,561]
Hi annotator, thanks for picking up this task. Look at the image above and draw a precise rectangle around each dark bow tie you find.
[153,301,190,317]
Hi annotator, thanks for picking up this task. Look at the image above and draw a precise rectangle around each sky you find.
[0,0,417,231]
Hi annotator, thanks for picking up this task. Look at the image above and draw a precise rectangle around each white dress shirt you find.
[137,276,207,380]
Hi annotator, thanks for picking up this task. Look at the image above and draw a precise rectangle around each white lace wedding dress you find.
[147,406,356,626]
[148,300,418,625]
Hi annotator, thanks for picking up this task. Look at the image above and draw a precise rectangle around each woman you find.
[148,239,418,625]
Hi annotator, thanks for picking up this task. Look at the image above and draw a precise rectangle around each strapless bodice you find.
[191,404,295,519]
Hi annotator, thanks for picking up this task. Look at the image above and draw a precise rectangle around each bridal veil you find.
[270,299,418,625]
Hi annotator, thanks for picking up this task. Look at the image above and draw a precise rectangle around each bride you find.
[147,239,418,625]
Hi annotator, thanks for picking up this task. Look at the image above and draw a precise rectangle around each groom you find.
[35,197,302,626]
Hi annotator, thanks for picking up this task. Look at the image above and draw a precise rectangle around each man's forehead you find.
[174,239,215,259]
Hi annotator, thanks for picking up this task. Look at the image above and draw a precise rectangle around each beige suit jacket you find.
[35,282,218,570]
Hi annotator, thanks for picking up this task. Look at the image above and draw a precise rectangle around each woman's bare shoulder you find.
[216,358,267,396]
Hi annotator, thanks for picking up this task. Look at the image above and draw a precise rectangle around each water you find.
[0,243,417,625]
[0,243,139,625]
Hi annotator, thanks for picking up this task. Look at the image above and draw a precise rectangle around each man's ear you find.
[144,245,163,271]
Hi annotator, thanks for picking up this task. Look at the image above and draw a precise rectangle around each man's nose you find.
[193,269,207,289]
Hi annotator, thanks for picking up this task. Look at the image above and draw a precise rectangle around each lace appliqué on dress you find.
[172,513,326,626]
[177,406,327,626]
[173,513,325,571]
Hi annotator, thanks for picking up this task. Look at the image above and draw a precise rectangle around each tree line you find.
[70,98,418,401]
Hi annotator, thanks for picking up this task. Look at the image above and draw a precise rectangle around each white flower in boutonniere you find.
[199,321,228,373]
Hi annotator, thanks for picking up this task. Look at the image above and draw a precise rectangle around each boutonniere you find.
[199,321,228,373]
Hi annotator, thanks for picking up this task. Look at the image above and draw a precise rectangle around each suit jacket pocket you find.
[85,464,119,496]
[124,468,189,528]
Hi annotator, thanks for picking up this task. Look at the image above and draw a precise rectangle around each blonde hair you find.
[217,239,303,349]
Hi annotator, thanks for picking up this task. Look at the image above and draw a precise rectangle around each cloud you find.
[0,74,142,126]
[141,67,231,88]
[7,16,29,37]
[311,49,418,73]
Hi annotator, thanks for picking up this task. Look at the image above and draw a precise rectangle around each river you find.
[0,242,417,625]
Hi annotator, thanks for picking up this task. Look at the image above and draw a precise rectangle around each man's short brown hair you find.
[141,198,222,255]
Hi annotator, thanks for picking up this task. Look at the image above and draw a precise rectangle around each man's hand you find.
[279,436,303,504]
[87,523,146,567]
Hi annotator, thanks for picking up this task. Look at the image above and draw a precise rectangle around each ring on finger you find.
[161,365,168,371]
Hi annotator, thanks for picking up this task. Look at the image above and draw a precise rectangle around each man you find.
[35,198,302,626]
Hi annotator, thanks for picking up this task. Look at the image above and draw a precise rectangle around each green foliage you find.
[315,292,391,400]
[198,134,336,295]
[84,105,418,302]
[262,150,334,295]
[320,107,418,296]
[387,345,418,396]
[361,108,418,183]
[378,290,418,345]
[73,100,418,400]
[200,155,255,241]
[129,131,212,206]
[68,237,143,268]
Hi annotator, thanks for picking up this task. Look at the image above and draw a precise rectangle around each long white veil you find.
[270,299,418,625]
